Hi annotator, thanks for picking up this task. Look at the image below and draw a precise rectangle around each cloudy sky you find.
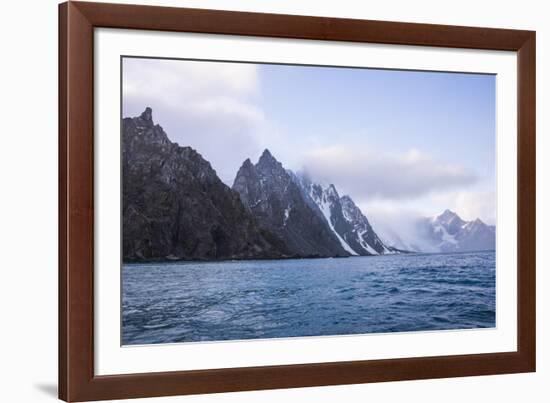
[122,57,496,227]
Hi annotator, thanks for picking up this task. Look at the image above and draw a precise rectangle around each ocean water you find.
[122,251,495,345]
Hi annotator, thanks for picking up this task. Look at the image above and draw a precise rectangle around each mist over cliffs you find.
[379,209,496,253]
[122,108,495,262]
[420,210,495,252]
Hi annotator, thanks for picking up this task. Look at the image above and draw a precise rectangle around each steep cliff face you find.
[122,108,289,262]
[232,150,350,258]
[339,195,394,255]
[292,173,393,255]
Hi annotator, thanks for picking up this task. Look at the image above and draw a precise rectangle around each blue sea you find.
[122,251,495,345]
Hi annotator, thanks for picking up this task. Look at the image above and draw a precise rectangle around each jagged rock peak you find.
[122,111,291,262]
[241,158,254,168]
[232,151,351,258]
[256,149,285,175]
[433,209,462,225]
[140,107,153,122]
[419,210,495,253]
[326,184,339,197]
[439,209,458,218]
[258,148,279,164]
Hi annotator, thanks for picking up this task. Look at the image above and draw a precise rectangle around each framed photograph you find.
[59,1,536,401]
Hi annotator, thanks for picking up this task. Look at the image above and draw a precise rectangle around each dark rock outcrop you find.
[122,108,290,262]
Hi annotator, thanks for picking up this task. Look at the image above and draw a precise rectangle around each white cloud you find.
[302,145,477,201]
[448,190,496,224]
[122,57,268,183]
[361,204,438,252]
[361,188,495,252]
[123,58,259,102]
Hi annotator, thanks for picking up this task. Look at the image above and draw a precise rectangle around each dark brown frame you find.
[59,1,536,401]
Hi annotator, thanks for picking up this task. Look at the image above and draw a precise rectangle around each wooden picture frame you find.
[59,1,536,401]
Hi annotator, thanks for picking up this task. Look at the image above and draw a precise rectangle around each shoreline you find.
[122,249,496,266]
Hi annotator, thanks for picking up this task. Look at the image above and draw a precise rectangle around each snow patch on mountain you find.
[316,190,358,255]
[283,206,291,226]
[357,229,378,255]
[432,222,458,246]
[426,210,495,252]
[374,208,495,254]
[291,172,393,256]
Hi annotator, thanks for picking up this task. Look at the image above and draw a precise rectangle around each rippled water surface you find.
[122,251,495,345]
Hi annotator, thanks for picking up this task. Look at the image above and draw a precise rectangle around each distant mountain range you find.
[422,209,495,252]
[122,108,495,262]
[380,209,496,253]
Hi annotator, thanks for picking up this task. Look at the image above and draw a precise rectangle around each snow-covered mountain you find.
[232,150,395,257]
[291,172,395,256]
[232,150,492,257]
[340,195,398,255]
[414,209,495,253]
[232,149,350,258]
